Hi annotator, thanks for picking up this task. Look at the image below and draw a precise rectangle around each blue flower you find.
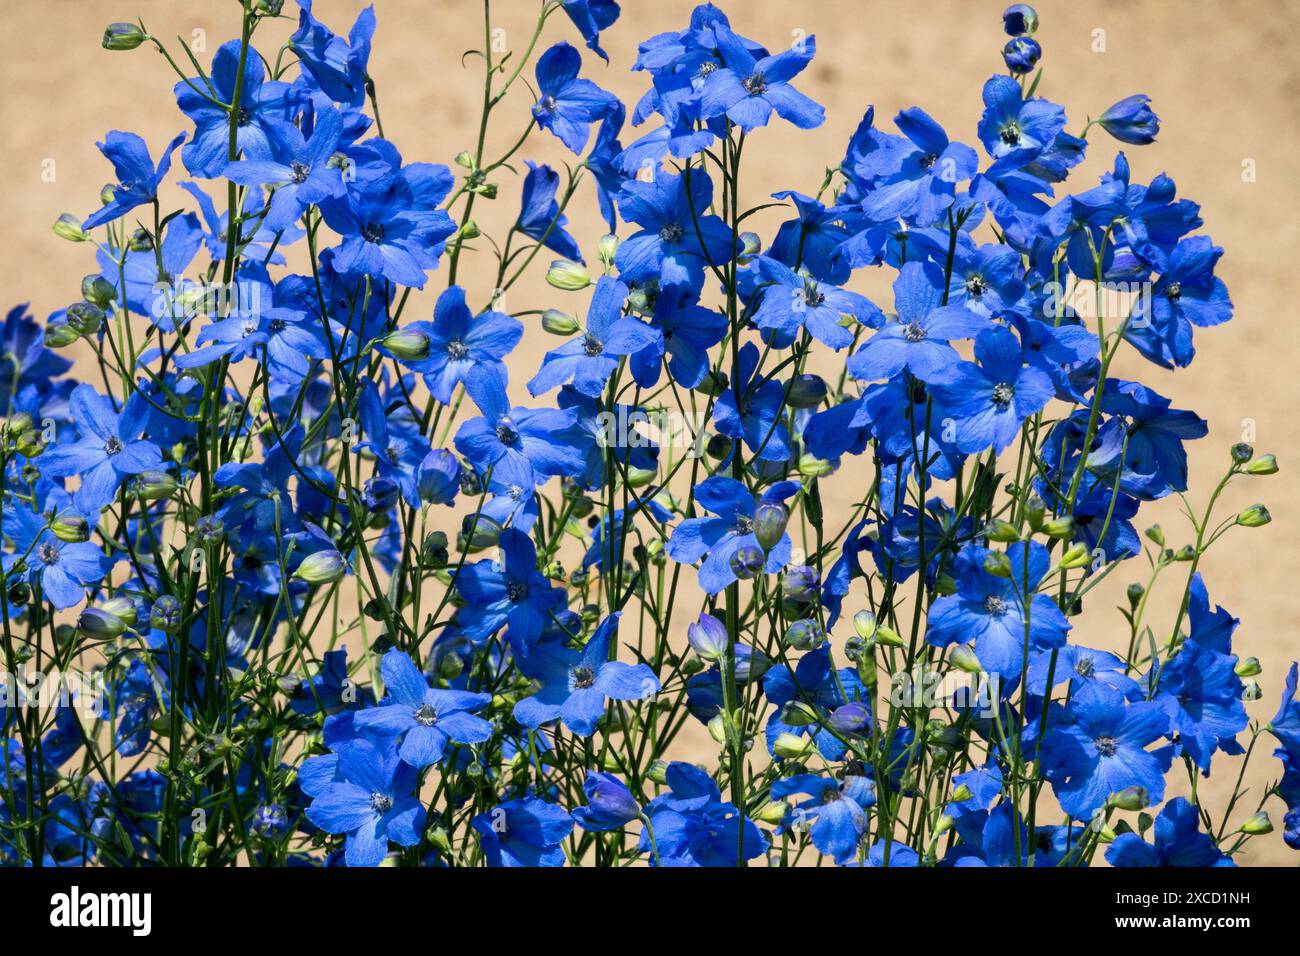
[303,738,425,867]
[37,385,163,513]
[516,161,583,261]
[532,42,618,154]
[1105,797,1232,866]
[857,109,978,224]
[614,166,733,292]
[1125,236,1232,369]
[453,528,566,648]
[1040,682,1172,820]
[627,288,726,389]
[289,0,377,108]
[976,75,1066,176]
[773,773,875,864]
[698,24,823,131]
[224,107,348,231]
[352,649,493,767]
[666,477,799,594]
[747,256,883,350]
[393,285,522,405]
[455,366,585,484]
[472,797,574,867]
[81,131,185,231]
[527,277,659,397]
[561,0,621,62]
[638,761,766,866]
[763,647,869,761]
[514,612,660,736]
[713,341,792,463]
[572,771,641,832]
[1098,94,1160,145]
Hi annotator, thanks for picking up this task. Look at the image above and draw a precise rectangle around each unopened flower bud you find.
[983,551,1012,578]
[1245,454,1278,475]
[772,732,814,759]
[132,470,178,502]
[1002,35,1041,74]
[82,274,117,309]
[730,545,764,580]
[1057,542,1091,570]
[98,596,138,629]
[1126,582,1145,608]
[687,613,727,662]
[381,328,431,361]
[596,233,620,268]
[753,501,789,551]
[79,607,127,639]
[541,309,579,335]
[737,231,761,264]
[875,624,905,648]
[1107,786,1149,811]
[1236,504,1271,528]
[755,800,789,824]
[50,514,90,543]
[779,700,819,727]
[797,453,832,478]
[786,373,827,409]
[65,302,105,335]
[294,550,348,585]
[1235,656,1261,678]
[53,214,88,242]
[950,784,974,803]
[103,22,148,51]
[1144,524,1164,546]
[1041,516,1074,539]
[949,645,983,674]
[853,610,878,642]
[1230,442,1254,464]
[545,258,591,291]
[984,519,1020,543]
[1002,4,1038,35]
[782,619,823,651]
[149,594,181,633]
[1240,812,1273,835]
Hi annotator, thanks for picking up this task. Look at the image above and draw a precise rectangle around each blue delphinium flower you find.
[773,774,876,864]
[572,771,641,831]
[304,738,425,867]
[289,0,377,108]
[81,131,186,230]
[698,24,823,131]
[1040,682,1173,820]
[453,528,566,648]
[472,797,574,867]
[455,367,585,484]
[1105,797,1233,867]
[712,341,792,463]
[527,277,659,396]
[223,107,348,231]
[614,166,733,292]
[532,42,618,154]
[747,256,883,350]
[976,75,1066,176]
[516,161,584,261]
[1125,235,1232,368]
[638,761,766,866]
[352,649,493,767]
[561,0,621,62]
[1,505,109,610]
[1097,94,1160,145]
[857,109,978,223]
[37,385,163,512]
[666,477,799,594]
[513,612,660,736]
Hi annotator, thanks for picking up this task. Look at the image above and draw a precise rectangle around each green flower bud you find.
[1236,504,1271,527]
[15,429,46,457]
[779,700,819,727]
[753,501,789,551]
[1107,786,1149,811]
[875,625,905,648]
[737,231,762,264]
[98,596,138,629]
[1240,811,1272,835]
[984,519,1020,543]
[132,470,178,502]
[782,619,823,651]
[457,220,480,241]
[53,213,88,242]
[294,550,348,585]
[545,258,591,291]
[4,413,31,437]
[707,713,727,745]
[78,606,126,639]
[1234,656,1261,678]
[1024,494,1046,531]
[949,645,983,674]
[65,302,105,335]
[103,22,148,51]
[1057,542,1091,570]
[1041,516,1074,539]
[772,732,814,759]
[785,373,827,409]
[1126,582,1145,608]
[541,309,579,335]
[1229,442,1253,464]
[695,368,728,397]
[381,328,432,361]
[50,514,90,543]
[454,151,476,169]
[647,760,669,786]
[1144,524,1164,546]
[950,784,974,802]
[852,610,878,642]
[755,800,789,824]
[1245,454,1278,475]
[82,274,117,309]
[983,551,1012,578]
[596,233,620,268]
[797,453,832,478]
[459,513,503,551]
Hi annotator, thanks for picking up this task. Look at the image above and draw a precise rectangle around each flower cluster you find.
[1,0,1290,868]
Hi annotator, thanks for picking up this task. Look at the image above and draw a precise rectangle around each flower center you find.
[104,436,124,455]
[495,421,519,446]
[1094,735,1119,757]
[903,321,927,342]
[735,515,754,535]
[361,222,386,244]
[1164,281,1182,302]
[540,94,558,113]
[414,703,437,726]
[999,122,1022,146]
[583,334,604,357]
[446,339,470,360]
[289,160,310,184]
[983,595,1008,615]
[571,665,596,689]
[37,542,61,566]
[1074,657,1095,678]
[743,72,768,95]
[965,275,987,298]
[918,152,939,170]
[991,382,1015,408]
[658,223,685,243]
[370,792,392,814]
[506,580,529,603]
[801,283,825,308]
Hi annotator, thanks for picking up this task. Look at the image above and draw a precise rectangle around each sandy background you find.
[2,0,1298,863]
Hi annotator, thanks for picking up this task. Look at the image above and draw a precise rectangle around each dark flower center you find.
[583,334,604,357]
[37,542,61,566]
[735,515,754,535]
[983,595,1008,615]
[268,318,286,333]
[571,665,596,689]
[1074,656,1095,677]
[370,792,392,814]
[965,275,987,298]
[1094,735,1119,757]
[104,436,124,455]
[902,321,927,343]
[446,339,470,360]
[289,161,310,184]
[999,123,1022,146]
[820,787,841,805]
[540,94,558,113]
[658,223,685,244]
[698,61,718,78]
[1164,281,1182,302]
[361,222,386,244]
[743,72,768,95]
[495,421,519,446]
[918,152,939,170]
[506,580,530,603]
[991,382,1015,408]
[236,107,252,127]
[801,283,825,308]
[414,703,437,726]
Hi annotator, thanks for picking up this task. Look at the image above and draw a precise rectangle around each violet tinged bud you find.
[1230,442,1254,464]
[78,607,126,639]
[1107,786,1149,811]
[98,597,138,629]
[730,545,765,581]
[50,514,90,543]
[1002,36,1041,74]
[1097,95,1160,146]
[545,258,591,291]
[1002,4,1038,36]
[53,214,88,242]
[782,618,824,651]
[381,328,432,361]
[753,501,789,551]
[294,550,348,585]
[103,22,148,51]
[786,373,827,409]
[687,612,728,662]
[828,701,871,735]
[65,302,105,335]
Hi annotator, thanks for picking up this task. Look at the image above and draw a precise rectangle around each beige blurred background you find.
[2,0,1298,863]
